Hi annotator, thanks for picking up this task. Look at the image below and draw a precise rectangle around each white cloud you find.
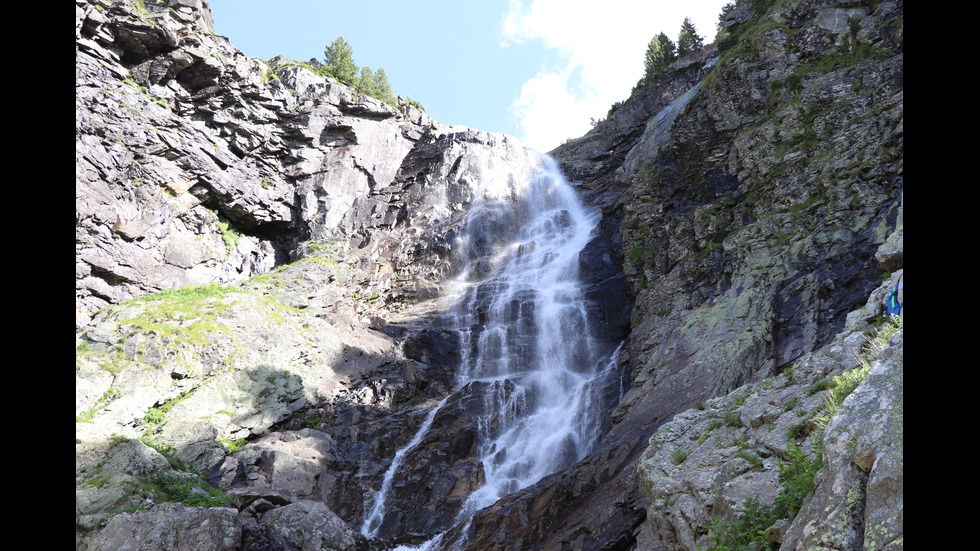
[500,0,730,152]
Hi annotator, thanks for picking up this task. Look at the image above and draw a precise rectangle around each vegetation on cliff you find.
[699,313,902,550]
[321,35,397,107]
[643,16,706,82]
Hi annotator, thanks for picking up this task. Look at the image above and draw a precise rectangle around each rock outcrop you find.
[432,0,903,549]
[76,0,466,331]
[635,274,902,551]
[76,0,902,550]
[75,0,523,547]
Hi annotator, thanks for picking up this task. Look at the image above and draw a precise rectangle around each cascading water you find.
[447,150,613,517]
[361,142,623,549]
[361,396,450,539]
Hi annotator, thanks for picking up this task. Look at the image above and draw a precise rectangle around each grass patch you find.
[140,391,193,430]
[112,283,236,346]
[76,388,120,422]
[724,409,745,428]
[670,446,692,465]
[216,218,241,251]
[736,450,763,468]
[122,77,171,112]
[143,471,231,508]
[806,379,833,396]
[219,438,248,453]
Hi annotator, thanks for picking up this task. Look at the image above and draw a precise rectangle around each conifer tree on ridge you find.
[677,17,704,57]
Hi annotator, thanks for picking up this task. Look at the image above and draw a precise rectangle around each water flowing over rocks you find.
[76,0,902,550]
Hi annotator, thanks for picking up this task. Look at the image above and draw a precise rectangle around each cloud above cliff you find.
[206,0,730,154]
[499,0,730,152]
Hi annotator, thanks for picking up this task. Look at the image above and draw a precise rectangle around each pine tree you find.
[323,36,357,85]
[715,3,737,51]
[644,32,677,80]
[677,17,704,57]
[355,66,376,96]
[372,67,395,106]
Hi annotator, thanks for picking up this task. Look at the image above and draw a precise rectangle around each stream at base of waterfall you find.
[361,145,624,550]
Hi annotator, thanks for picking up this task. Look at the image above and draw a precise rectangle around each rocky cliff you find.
[76,1,902,550]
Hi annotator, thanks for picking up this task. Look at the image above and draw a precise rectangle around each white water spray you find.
[361,144,622,547]
[447,150,609,515]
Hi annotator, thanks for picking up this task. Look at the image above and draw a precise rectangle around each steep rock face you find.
[75,0,461,330]
[624,2,904,546]
[437,0,902,549]
[79,4,612,548]
[75,1,528,548]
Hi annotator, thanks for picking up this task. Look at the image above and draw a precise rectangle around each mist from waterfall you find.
[445,148,612,517]
[362,142,623,548]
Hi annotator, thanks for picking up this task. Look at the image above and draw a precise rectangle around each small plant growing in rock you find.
[786,420,812,440]
[724,409,744,428]
[698,419,724,445]
[736,450,763,468]
[130,0,148,18]
[806,379,833,396]
[812,314,902,435]
[220,438,248,453]
[217,218,241,251]
[669,446,691,465]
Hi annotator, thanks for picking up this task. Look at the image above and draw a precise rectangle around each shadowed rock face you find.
[76,1,902,550]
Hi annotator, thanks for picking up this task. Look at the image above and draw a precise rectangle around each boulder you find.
[88,503,243,550]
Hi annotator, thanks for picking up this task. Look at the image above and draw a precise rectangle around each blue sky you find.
[208,0,731,153]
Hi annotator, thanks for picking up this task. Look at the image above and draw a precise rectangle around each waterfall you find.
[362,143,622,548]
[447,149,611,515]
[361,396,450,539]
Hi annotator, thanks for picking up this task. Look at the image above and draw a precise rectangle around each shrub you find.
[703,496,778,550]
[703,441,820,550]
[772,441,820,519]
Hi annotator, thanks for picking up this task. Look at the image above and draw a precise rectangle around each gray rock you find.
[260,500,357,551]
[88,503,242,551]
[76,437,175,536]
[782,333,904,551]
[635,275,903,551]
